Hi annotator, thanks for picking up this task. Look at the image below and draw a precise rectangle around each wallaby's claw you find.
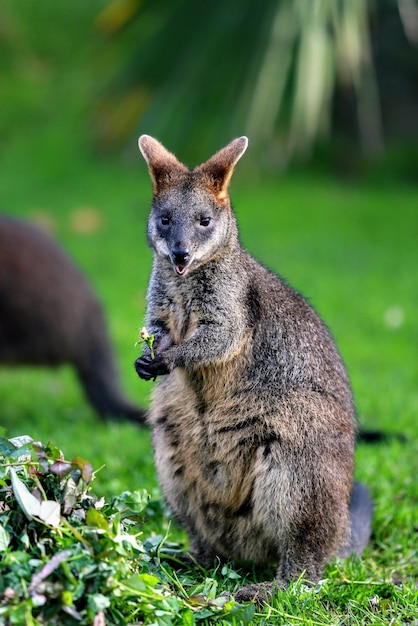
[134,354,170,381]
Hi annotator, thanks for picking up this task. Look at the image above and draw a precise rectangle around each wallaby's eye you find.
[161,216,170,226]
[200,217,211,227]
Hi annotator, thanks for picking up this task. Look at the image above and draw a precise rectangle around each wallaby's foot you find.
[134,354,170,380]
[235,581,283,605]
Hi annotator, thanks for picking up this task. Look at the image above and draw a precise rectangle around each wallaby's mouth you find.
[170,254,193,276]
[174,264,188,276]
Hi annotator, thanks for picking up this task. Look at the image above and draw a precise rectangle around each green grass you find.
[1,168,416,624]
[1,1,417,623]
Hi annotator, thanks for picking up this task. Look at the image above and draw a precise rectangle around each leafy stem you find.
[135,326,155,358]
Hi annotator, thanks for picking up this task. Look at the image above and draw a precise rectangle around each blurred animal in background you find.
[0,215,145,424]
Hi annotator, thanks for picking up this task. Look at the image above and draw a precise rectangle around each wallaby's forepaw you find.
[134,353,170,381]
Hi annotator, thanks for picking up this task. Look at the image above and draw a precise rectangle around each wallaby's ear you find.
[196,137,248,201]
[138,135,188,193]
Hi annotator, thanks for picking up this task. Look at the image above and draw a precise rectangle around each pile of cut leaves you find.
[0,431,254,625]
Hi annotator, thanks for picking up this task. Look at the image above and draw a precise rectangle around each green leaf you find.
[49,460,72,479]
[123,573,161,592]
[9,468,61,527]
[38,500,61,528]
[0,437,19,458]
[111,489,150,516]
[72,456,93,483]
[221,564,242,580]
[9,467,41,520]
[178,608,194,626]
[88,593,110,612]
[62,475,85,515]
[61,590,73,606]
[45,441,63,460]
[8,435,33,449]
[86,507,109,531]
[227,602,256,623]
[0,524,10,551]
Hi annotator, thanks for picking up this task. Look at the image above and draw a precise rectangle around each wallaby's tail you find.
[341,481,373,558]
[77,357,147,424]
[75,321,147,425]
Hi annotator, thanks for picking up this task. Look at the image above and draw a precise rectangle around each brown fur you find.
[0,215,145,423]
[135,136,372,602]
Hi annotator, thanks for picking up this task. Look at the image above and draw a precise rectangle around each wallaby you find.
[0,215,145,423]
[134,136,373,603]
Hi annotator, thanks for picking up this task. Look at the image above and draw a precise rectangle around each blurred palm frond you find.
[92,0,416,167]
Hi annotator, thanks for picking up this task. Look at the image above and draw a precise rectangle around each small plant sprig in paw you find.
[134,328,171,381]
[135,326,155,358]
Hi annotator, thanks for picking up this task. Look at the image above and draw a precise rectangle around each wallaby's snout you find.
[171,246,191,275]
[168,224,193,276]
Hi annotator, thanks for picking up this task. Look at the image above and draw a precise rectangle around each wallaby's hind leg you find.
[236,482,373,604]
[235,532,334,604]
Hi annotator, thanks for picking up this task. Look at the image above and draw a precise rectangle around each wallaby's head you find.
[139,135,248,276]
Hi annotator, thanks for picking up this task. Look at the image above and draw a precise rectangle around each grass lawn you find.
[1,157,417,623]
[1,2,417,623]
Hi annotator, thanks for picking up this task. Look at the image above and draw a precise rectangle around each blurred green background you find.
[0,0,417,497]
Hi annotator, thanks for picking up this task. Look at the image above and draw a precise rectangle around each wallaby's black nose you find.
[172,248,190,266]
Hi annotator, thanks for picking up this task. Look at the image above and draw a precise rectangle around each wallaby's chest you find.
[150,378,258,536]
[168,293,196,345]
[159,281,203,345]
